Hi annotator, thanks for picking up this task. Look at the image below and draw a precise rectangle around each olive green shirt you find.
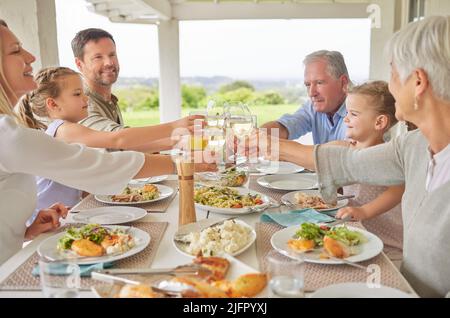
[78,87,126,132]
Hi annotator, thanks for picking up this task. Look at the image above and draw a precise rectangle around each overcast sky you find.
[56,0,371,81]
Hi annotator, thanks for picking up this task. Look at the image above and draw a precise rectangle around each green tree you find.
[219,80,255,94]
[252,90,285,105]
[207,87,255,105]
[181,84,207,108]
[222,87,254,104]
[114,85,159,111]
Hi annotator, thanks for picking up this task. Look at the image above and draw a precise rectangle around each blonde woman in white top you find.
[0,19,214,265]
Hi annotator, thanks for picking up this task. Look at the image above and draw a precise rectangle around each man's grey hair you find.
[303,50,350,80]
[385,15,450,102]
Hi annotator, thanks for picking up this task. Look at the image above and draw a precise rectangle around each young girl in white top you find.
[271,81,405,261]
[0,20,214,264]
[18,67,201,151]
[334,81,404,263]
[16,67,206,217]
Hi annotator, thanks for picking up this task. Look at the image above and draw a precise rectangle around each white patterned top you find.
[343,183,403,262]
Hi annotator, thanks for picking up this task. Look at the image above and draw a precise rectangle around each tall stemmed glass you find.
[224,102,256,166]
[204,101,227,166]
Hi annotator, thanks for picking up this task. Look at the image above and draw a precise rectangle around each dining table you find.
[0,174,417,298]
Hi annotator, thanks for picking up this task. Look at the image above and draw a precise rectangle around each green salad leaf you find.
[57,224,111,251]
[294,223,329,246]
[327,226,367,246]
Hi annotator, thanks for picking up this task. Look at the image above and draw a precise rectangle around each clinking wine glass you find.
[224,102,256,164]
[204,101,227,166]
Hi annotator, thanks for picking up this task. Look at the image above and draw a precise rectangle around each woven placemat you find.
[0,221,168,291]
[255,222,415,294]
[73,180,178,213]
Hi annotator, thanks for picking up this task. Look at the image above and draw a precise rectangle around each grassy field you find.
[122,104,299,127]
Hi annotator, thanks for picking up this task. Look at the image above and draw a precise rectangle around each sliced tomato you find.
[254,198,264,205]
[232,203,243,208]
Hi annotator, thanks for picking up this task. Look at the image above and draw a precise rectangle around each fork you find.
[247,197,281,213]
[326,255,368,270]
[91,272,185,297]
[173,217,238,242]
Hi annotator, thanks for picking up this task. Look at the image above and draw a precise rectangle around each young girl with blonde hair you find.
[334,81,404,264]
[261,81,405,263]
[16,66,207,219]
[0,19,214,264]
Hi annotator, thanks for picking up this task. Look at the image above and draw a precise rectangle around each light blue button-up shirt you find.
[277,100,347,144]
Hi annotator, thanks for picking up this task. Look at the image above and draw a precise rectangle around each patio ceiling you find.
[86,0,372,24]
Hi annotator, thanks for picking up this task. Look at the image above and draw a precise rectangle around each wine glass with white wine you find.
[224,102,256,165]
[203,100,227,168]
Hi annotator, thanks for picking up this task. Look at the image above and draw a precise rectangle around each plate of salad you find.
[193,185,271,215]
[195,167,249,188]
[37,224,150,264]
[270,222,383,264]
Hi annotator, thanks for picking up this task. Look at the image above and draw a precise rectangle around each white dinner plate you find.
[281,190,349,212]
[94,184,174,205]
[172,218,256,258]
[71,207,147,225]
[257,173,318,191]
[194,186,272,215]
[270,225,383,264]
[256,161,305,175]
[37,225,151,265]
[129,175,168,185]
[310,283,415,298]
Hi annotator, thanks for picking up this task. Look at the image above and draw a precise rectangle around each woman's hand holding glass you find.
[224,103,256,163]
[234,128,280,164]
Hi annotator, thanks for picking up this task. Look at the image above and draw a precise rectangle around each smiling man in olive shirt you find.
[71,28,124,132]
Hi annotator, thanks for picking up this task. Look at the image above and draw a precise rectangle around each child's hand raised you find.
[175,115,206,133]
[336,206,369,221]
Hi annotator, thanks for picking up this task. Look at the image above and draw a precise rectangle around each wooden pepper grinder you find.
[176,157,197,226]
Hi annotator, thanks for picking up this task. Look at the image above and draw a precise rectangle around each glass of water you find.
[265,250,305,298]
[39,257,81,298]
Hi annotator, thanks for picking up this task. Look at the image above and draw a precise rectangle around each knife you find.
[325,215,352,227]
[93,264,210,276]
[90,272,185,297]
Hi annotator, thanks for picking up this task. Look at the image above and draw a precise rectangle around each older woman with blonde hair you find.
[0,19,214,265]
[257,16,449,297]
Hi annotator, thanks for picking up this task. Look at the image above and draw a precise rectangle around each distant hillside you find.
[115,76,304,92]
[115,76,307,104]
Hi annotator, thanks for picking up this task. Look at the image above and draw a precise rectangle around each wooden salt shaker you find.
[176,157,197,226]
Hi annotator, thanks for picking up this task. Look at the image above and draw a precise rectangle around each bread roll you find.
[119,284,159,298]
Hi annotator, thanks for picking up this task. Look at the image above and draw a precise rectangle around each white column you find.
[368,0,398,81]
[425,0,450,15]
[36,0,59,68]
[157,19,181,123]
[0,0,59,70]
[369,0,409,139]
